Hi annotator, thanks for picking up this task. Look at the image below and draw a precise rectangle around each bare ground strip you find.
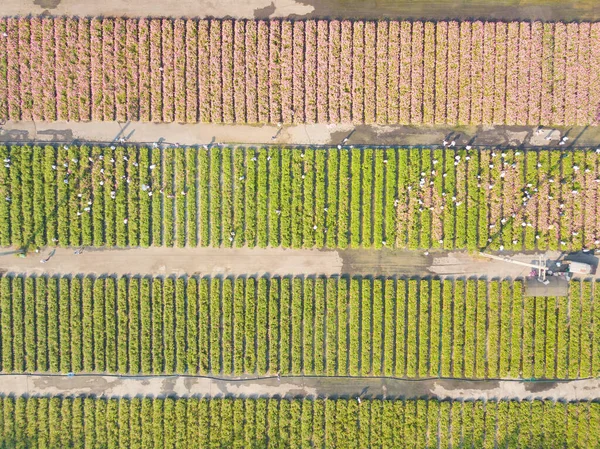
[3,373,600,402]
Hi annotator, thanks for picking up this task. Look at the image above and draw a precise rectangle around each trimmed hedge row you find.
[1,18,600,125]
[0,396,598,448]
[2,275,599,379]
[1,145,598,251]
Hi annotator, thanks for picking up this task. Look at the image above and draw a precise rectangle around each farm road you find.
[3,373,600,402]
[2,121,600,149]
[4,0,600,21]
[1,247,597,280]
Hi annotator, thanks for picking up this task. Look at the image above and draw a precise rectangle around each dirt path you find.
[2,121,599,149]
[3,0,599,21]
[4,374,600,401]
[0,247,344,278]
[1,247,597,279]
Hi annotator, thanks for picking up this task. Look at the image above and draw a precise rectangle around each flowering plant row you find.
[0,145,598,251]
[2,274,599,379]
[1,18,599,125]
[2,396,597,448]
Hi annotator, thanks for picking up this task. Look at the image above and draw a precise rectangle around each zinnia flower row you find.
[0,18,598,125]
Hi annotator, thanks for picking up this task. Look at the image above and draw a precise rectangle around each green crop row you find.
[0,396,598,448]
[1,145,598,251]
[1,275,599,379]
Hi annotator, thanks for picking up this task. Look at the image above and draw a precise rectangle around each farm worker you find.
[124,218,128,224]
[442,140,448,147]
[150,164,156,170]
[465,145,472,150]
[450,141,456,147]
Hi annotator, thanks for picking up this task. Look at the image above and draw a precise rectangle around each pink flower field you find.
[0,18,598,125]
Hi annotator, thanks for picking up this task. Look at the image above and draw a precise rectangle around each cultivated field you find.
[1,18,599,125]
[1,9,600,448]
[1,275,599,379]
[1,145,599,252]
[0,396,598,448]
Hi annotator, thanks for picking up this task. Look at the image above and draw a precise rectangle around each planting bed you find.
[1,145,599,251]
[1,274,599,379]
[1,18,600,125]
[0,396,598,448]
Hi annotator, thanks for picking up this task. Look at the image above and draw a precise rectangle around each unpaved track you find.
[1,247,597,279]
[0,247,344,278]
[4,374,600,401]
[3,0,600,21]
[2,121,600,149]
